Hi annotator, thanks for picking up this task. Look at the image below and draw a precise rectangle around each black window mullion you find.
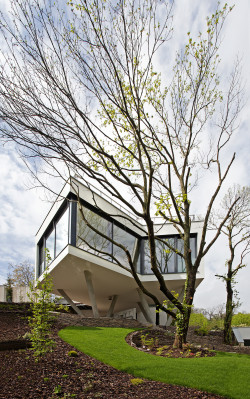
[111,221,114,261]
[141,239,144,274]
[70,201,77,246]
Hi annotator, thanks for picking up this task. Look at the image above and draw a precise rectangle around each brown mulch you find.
[126,326,250,358]
[0,305,242,399]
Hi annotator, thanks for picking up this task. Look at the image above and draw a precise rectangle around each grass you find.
[59,326,250,399]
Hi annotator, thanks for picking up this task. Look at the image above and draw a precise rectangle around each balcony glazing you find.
[37,198,197,277]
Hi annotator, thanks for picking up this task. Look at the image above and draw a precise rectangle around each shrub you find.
[195,325,210,336]
[232,313,250,326]
[68,350,78,357]
[189,313,208,327]
[130,378,144,386]
[28,266,56,361]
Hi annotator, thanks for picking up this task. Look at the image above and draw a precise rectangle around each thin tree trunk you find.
[224,275,233,344]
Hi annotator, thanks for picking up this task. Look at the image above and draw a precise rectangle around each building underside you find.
[36,178,204,325]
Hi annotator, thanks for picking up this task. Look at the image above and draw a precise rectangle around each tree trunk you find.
[224,277,233,344]
[173,330,183,349]
[173,307,192,349]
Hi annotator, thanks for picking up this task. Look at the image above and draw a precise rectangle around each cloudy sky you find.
[0,0,249,311]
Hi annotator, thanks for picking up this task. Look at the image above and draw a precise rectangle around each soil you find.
[0,304,247,399]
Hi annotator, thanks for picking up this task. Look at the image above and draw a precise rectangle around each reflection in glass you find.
[45,228,55,265]
[55,207,69,256]
[143,240,152,274]
[177,237,196,272]
[76,206,111,259]
[39,241,45,274]
[113,224,137,267]
[190,236,196,263]
[142,236,196,274]
[144,238,176,274]
[177,238,185,272]
[156,238,175,273]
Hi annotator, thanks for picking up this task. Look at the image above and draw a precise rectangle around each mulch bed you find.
[126,330,215,358]
[1,305,246,399]
[126,327,250,358]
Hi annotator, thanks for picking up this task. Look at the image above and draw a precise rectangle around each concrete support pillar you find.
[57,289,84,316]
[106,295,118,317]
[136,288,154,324]
[166,315,173,326]
[84,270,99,318]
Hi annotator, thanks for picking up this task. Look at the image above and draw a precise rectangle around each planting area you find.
[0,305,249,398]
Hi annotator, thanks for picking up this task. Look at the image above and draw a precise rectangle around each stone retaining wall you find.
[53,312,146,329]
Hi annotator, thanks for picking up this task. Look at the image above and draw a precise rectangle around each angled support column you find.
[137,302,152,323]
[57,289,84,316]
[106,295,118,317]
[136,288,154,324]
[84,270,99,318]
[166,315,173,326]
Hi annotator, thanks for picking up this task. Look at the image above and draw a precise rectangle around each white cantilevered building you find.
[35,177,204,325]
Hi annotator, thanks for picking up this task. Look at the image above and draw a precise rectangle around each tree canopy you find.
[0,0,243,346]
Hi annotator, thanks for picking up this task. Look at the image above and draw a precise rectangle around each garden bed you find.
[0,306,237,399]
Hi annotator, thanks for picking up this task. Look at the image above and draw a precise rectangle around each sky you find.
[0,0,249,312]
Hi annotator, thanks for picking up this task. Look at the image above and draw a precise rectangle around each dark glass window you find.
[177,238,185,273]
[143,240,151,274]
[45,227,55,265]
[76,206,112,259]
[38,240,45,275]
[37,202,69,276]
[113,224,137,267]
[142,235,197,274]
[156,237,175,273]
[143,238,176,274]
[55,207,69,256]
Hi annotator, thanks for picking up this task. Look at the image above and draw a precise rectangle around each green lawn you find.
[59,326,250,399]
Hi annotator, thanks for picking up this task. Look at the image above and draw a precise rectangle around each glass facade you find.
[37,197,197,277]
[38,202,69,275]
[76,206,112,260]
[113,224,137,267]
[76,205,138,266]
[56,207,69,256]
[142,236,196,274]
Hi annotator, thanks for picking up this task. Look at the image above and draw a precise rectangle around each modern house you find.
[36,177,204,325]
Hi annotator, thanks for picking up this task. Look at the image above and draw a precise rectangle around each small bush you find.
[195,326,209,336]
[130,378,144,385]
[22,332,32,340]
[189,313,208,327]
[68,350,78,357]
[54,385,62,394]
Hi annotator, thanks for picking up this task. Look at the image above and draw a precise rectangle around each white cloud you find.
[0,145,51,280]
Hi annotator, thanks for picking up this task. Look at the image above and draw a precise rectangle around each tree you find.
[214,185,250,344]
[5,275,13,303]
[9,261,34,286]
[0,1,242,347]
[28,266,56,361]
[28,249,63,360]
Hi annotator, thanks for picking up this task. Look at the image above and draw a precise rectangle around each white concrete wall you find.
[0,285,6,302]
[12,286,32,302]
[114,308,137,320]
[136,306,171,326]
